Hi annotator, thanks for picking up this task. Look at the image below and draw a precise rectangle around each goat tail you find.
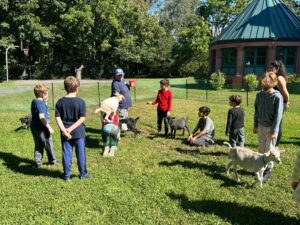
[223,142,232,149]
[94,106,103,114]
[135,117,140,122]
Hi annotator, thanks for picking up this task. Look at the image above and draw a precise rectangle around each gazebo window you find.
[276,47,297,73]
[244,47,267,76]
[221,48,237,75]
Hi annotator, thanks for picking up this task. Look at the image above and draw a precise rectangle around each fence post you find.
[134,86,136,103]
[205,79,208,102]
[51,82,54,109]
[97,82,101,106]
[246,82,249,107]
[186,79,188,99]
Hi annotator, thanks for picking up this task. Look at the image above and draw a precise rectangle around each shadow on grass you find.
[175,148,228,157]
[85,135,101,149]
[0,151,63,178]
[167,192,299,225]
[86,127,102,134]
[159,160,253,187]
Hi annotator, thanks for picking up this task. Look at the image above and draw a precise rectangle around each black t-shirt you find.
[226,107,244,134]
[55,97,86,139]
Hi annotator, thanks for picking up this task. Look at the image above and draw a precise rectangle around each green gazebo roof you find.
[212,0,300,44]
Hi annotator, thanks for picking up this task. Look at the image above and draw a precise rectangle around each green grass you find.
[0,79,299,224]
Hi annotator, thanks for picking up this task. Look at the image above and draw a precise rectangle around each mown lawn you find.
[0,79,299,224]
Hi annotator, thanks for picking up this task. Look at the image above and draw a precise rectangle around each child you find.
[102,112,120,157]
[291,150,300,204]
[147,79,172,137]
[55,76,89,181]
[31,84,57,167]
[253,72,283,180]
[188,106,215,147]
[225,95,245,147]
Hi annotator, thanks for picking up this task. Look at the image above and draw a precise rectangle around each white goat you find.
[94,92,124,122]
[224,142,283,188]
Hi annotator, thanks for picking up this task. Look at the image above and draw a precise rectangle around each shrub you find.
[209,72,225,90]
[245,74,258,91]
[287,73,300,84]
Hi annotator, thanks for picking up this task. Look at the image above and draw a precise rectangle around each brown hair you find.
[64,76,80,93]
[261,72,278,91]
[34,84,48,97]
[229,94,242,105]
[270,60,287,79]
[160,79,170,86]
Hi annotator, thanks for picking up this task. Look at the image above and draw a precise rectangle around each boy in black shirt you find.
[226,95,245,147]
[55,76,89,181]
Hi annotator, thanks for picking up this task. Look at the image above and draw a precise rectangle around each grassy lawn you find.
[0,79,299,224]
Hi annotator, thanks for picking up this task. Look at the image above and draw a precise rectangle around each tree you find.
[172,16,211,77]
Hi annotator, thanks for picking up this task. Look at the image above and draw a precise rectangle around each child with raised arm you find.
[31,84,57,167]
[253,72,283,181]
[188,106,215,147]
[55,76,89,181]
[226,95,245,147]
[147,79,172,137]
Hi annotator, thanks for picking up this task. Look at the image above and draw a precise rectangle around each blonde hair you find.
[64,76,80,93]
[261,72,278,91]
[34,84,48,97]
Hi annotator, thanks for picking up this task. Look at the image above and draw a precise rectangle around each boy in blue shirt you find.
[55,76,89,181]
[31,84,57,167]
[254,71,283,180]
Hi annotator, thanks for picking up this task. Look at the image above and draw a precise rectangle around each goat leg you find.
[233,164,240,182]
[226,161,233,175]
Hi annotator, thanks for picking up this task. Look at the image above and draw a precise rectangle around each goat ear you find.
[264,152,271,156]
[279,150,285,154]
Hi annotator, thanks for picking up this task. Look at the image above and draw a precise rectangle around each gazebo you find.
[209,0,300,87]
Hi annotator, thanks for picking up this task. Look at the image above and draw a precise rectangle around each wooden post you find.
[51,83,54,109]
[186,79,188,99]
[97,82,101,106]
[206,79,208,102]
[134,86,136,103]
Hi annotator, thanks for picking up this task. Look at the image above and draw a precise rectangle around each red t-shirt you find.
[152,89,172,112]
[102,113,119,126]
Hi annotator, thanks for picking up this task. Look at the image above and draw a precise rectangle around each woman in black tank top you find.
[270,60,290,146]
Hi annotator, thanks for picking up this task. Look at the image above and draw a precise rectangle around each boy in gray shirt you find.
[254,71,283,180]
[188,106,214,147]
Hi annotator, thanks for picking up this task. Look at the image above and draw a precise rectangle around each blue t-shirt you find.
[111,79,132,109]
[31,99,49,131]
[55,97,86,139]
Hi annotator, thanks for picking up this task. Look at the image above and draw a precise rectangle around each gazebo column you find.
[267,44,275,68]
[233,46,244,88]
[215,48,221,73]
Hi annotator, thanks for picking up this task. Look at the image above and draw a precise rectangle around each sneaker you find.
[103,146,110,157]
[108,146,116,157]
[64,177,71,182]
[49,160,59,166]
[34,162,42,168]
[80,173,90,180]
[263,168,272,181]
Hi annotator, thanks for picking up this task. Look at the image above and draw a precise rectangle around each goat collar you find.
[262,154,268,165]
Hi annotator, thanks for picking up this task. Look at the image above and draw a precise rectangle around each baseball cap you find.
[115,68,124,76]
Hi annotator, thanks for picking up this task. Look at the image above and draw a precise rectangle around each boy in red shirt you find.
[147,79,172,137]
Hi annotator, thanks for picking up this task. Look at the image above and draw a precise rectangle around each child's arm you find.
[39,114,54,134]
[167,91,172,116]
[225,110,232,136]
[147,92,159,105]
[55,117,72,139]
[270,96,283,137]
[253,94,259,133]
[65,117,85,134]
